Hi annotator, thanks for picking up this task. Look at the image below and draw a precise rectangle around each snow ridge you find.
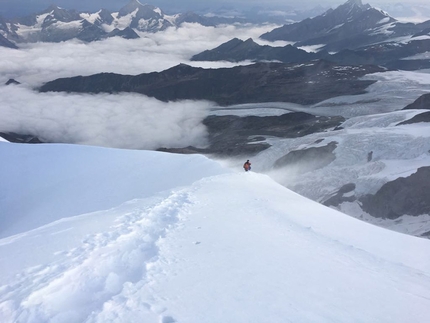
[1,144,430,322]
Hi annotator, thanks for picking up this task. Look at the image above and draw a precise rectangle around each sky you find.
[1,0,430,18]
[1,141,430,322]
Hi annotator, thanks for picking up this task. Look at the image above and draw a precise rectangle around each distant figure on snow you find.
[243,160,251,172]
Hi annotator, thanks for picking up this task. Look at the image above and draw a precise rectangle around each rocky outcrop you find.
[403,93,430,110]
[273,141,338,173]
[39,61,383,106]
[0,132,44,144]
[360,167,430,219]
[397,111,430,125]
[107,27,140,40]
[322,183,357,207]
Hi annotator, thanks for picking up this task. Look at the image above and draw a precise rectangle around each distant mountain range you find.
[2,0,430,71]
[0,0,253,47]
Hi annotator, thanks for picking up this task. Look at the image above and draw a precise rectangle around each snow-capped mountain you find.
[0,0,252,46]
[2,3,142,43]
[260,0,430,52]
[1,142,429,322]
[113,0,174,32]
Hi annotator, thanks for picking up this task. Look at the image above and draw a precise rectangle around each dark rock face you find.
[5,79,20,85]
[39,61,383,106]
[403,93,430,110]
[397,111,430,125]
[323,183,357,207]
[360,167,430,219]
[273,141,338,173]
[107,27,140,40]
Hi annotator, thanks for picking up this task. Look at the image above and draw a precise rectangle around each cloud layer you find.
[0,85,214,149]
[0,23,277,149]
[1,23,279,86]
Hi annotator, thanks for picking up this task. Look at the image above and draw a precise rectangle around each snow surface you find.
[111,10,139,31]
[80,11,102,25]
[1,142,430,322]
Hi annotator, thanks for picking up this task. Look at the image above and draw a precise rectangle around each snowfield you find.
[1,142,430,323]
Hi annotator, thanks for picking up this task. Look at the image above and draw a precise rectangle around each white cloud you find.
[0,85,213,149]
[0,23,280,86]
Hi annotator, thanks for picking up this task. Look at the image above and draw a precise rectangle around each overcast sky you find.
[1,0,429,18]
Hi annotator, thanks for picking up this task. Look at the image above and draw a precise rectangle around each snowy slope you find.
[1,142,429,323]
[0,142,228,238]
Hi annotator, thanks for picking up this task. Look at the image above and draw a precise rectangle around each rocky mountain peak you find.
[334,0,370,17]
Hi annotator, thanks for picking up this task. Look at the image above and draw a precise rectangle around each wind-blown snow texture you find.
[1,142,429,322]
